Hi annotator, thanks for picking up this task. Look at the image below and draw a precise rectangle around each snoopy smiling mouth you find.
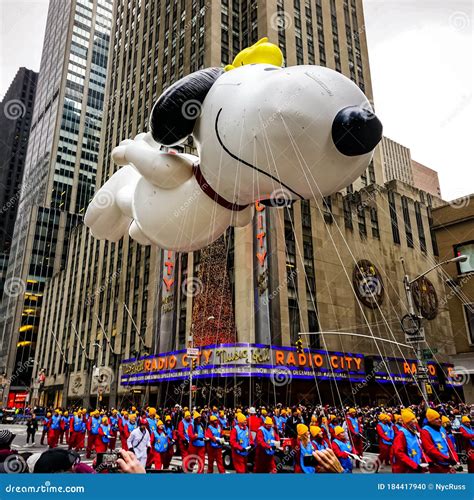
[214,108,303,200]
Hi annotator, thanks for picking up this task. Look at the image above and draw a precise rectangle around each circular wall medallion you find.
[353,259,384,309]
[411,276,438,320]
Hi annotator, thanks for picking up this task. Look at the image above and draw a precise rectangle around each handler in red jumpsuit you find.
[47,409,63,449]
[345,408,363,464]
[177,411,193,467]
[459,416,474,473]
[205,415,225,473]
[420,409,459,473]
[391,409,428,473]
[376,413,394,467]
[254,416,280,473]
[230,413,253,473]
[187,411,206,473]
[96,416,111,453]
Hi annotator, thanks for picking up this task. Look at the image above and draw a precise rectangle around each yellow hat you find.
[131,406,136,412]
[193,411,200,419]
[224,37,283,72]
[148,407,156,416]
[122,411,128,417]
[379,413,390,422]
[261,409,267,416]
[426,409,440,423]
[212,406,218,411]
[281,409,287,416]
[333,426,345,436]
[112,409,118,414]
[129,414,137,421]
[310,426,322,437]
[219,410,225,416]
[157,420,164,426]
[165,415,172,421]
[47,412,51,417]
[102,416,108,424]
[311,415,318,423]
[237,413,247,424]
[297,424,309,436]
[330,414,337,421]
[461,416,470,424]
[210,415,218,422]
[184,411,191,418]
[264,417,273,426]
[441,416,450,425]
[63,411,68,416]
[348,408,356,414]
[73,411,78,416]
[394,414,402,422]
[183,407,189,411]
[236,408,242,414]
[401,409,416,424]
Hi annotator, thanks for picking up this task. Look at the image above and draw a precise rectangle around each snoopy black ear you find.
[149,67,224,146]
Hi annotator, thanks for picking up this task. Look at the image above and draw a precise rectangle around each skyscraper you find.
[0,68,38,303]
[0,0,113,405]
[381,136,414,186]
[33,1,457,408]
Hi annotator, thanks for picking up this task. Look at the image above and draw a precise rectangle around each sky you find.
[0,0,472,201]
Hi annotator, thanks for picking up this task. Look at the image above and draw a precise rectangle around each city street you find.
[1,423,469,474]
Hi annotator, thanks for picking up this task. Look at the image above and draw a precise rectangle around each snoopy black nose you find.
[331,106,383,156]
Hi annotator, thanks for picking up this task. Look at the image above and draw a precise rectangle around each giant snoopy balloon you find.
[85,38,382,251]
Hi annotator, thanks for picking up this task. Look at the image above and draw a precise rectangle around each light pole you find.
[187,316,214,410]
[401,255,467,401]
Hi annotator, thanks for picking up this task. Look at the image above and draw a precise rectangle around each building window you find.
[370,207,380,239]
[464,304,474,344]
[357,208,367,238]
[401,196,413,248]
[454,241,474,274]
[388,191,400,244]
[414,202,426,253]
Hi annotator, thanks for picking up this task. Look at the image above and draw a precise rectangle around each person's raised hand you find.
[313,448,343,473]
[117,449,146,474]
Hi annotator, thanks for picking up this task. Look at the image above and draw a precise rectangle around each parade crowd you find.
[0,402,473,474]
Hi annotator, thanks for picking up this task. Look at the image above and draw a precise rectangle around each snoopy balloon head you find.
[85,38,382,251]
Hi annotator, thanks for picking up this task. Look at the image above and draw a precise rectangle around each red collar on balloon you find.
[192,163,249,212]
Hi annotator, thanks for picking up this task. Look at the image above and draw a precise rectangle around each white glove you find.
[245,446,252,451]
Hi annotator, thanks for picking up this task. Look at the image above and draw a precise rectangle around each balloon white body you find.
[85,63,377,251]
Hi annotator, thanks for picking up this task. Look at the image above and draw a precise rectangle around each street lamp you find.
[401,255,467,401]
[188,316,215,409]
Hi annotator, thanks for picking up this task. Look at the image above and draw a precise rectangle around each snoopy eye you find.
[264,67,280,71]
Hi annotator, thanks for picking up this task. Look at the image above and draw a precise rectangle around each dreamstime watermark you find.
[93,188,115,209]
[270,366,293,387]
[268,187,293,208]
[448,11,471,32]
[448,195,470,209]
[360,455,379,473]
[3,99,26,120]
[0,189,21,216]
[85,270,121,306]
[451,366,470,386]
[4,481,85,493]
[181,99,202,120]
[261,267,298,307]
[183,453,204,473]
[3,454,28,473]
[350,360,385,397]
[440,273,474,310]
[181,277,203,297]
[173,184,204,218]
[3,277,26,298]
[270,11,292,31]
